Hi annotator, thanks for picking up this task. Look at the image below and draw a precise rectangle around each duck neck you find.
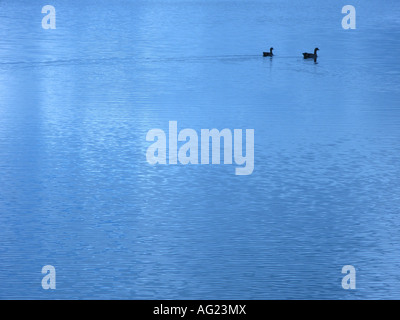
[314,49,318,55]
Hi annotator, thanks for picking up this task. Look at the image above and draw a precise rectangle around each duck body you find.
[303,48,319,59]
[263,47,274,57]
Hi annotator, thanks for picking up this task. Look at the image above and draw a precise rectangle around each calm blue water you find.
[1,0,400,299]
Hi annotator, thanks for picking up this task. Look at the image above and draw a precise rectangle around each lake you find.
[1,0,400,299]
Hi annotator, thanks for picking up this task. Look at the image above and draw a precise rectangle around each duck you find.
[303,48,319,59]
[263,47,274,57]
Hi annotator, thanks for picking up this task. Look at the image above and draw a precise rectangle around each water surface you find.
[1,0,400,299]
